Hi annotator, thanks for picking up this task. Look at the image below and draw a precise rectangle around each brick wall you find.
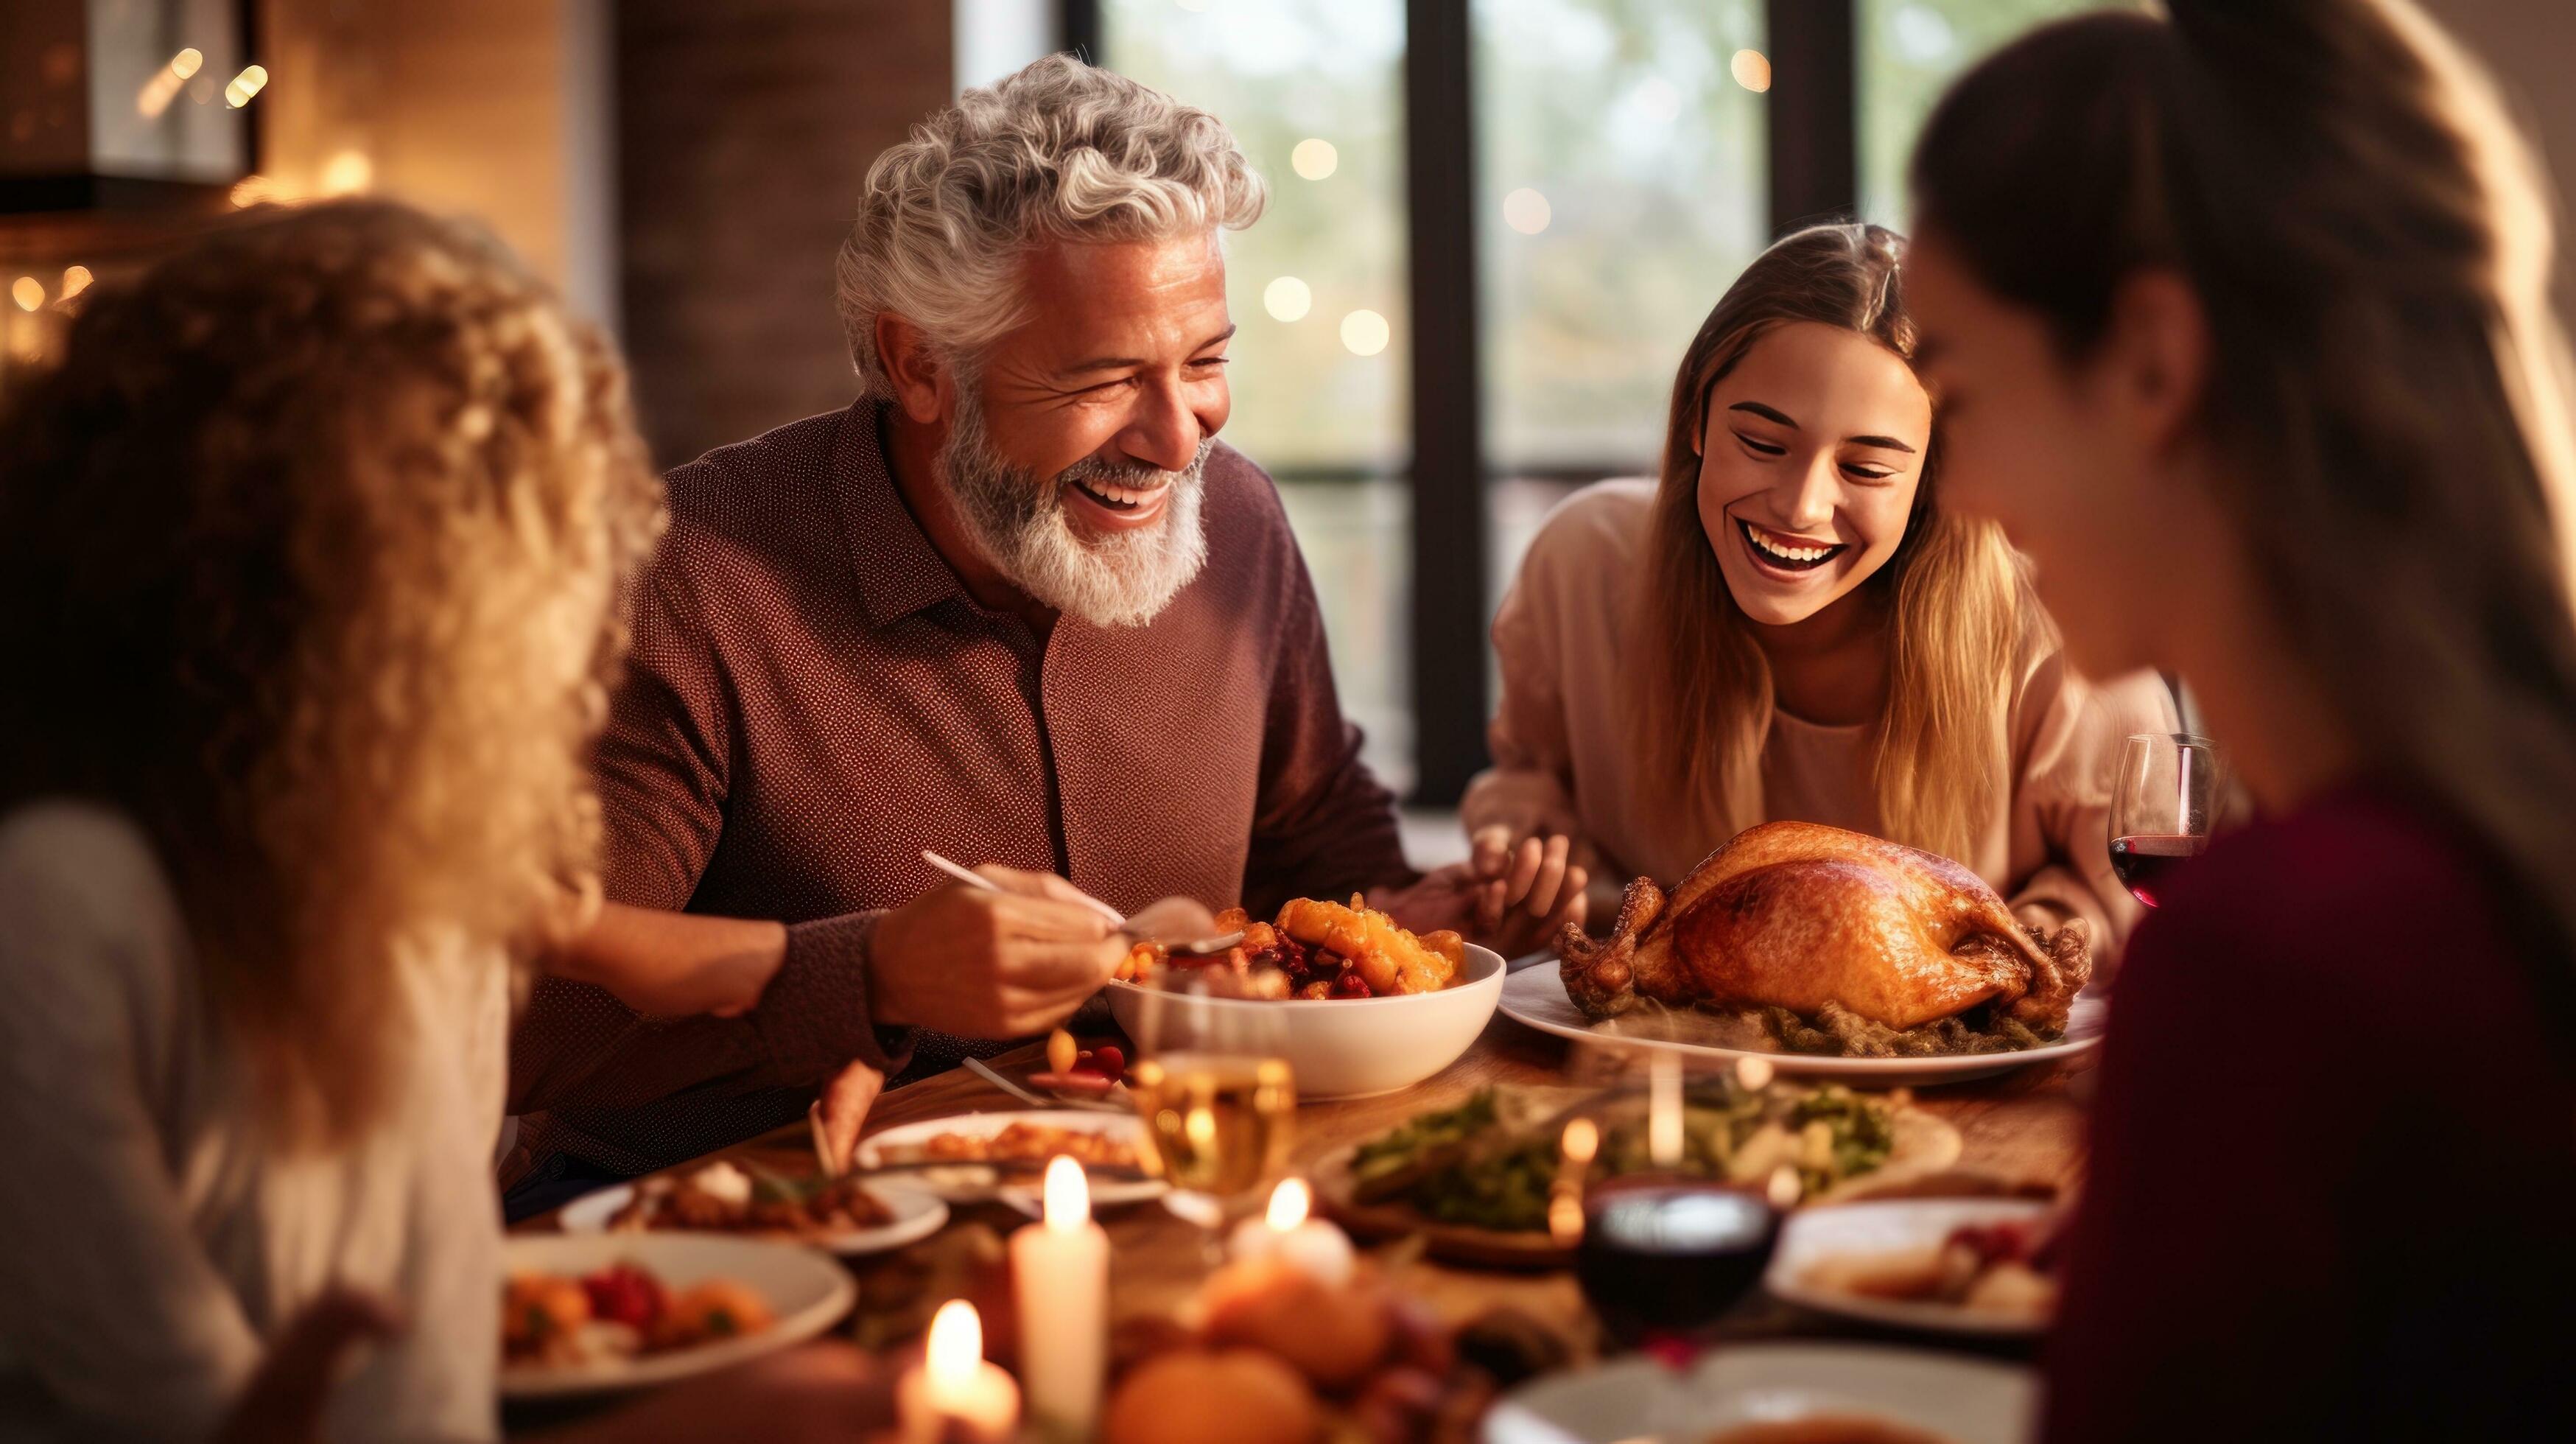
[616,0,952,469]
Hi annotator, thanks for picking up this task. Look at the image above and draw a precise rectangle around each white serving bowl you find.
[1105,944,1503,1100]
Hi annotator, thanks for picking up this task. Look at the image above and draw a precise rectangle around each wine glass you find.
[2109,733,2225,908]
[1123,981,1295,1242]
[1563,1048,1791,1351]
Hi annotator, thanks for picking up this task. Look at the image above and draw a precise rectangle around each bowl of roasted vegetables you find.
[1106,895,1504,1099]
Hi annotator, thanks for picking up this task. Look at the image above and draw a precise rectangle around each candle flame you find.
[927,1299,982,1389]
[1266,1177,1310,1231]
[1560,1117,1599,1167]
[1648,1052,1683,1168]
[1042,1154,1089,1231]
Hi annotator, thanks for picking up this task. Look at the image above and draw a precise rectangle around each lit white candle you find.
[1226,1177,1356,1287]
[1011,1157,1109,1436]
[899,1300,1019,1444]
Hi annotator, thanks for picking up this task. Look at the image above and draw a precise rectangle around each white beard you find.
[938,391,1212,629]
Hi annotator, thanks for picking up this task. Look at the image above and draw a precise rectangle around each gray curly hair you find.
[835,54,1268,397]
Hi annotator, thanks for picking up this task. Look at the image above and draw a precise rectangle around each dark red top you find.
[508,403,1406,1176]
[2045,779,2576,1440]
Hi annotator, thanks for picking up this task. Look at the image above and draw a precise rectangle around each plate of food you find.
[558,1158,950,1257]
[1506,823,2104,1086]
[1482,1342,2035,1444]
[852,1110,1166,1207]
[1313,1078,1963,1268]
[1106,896,1504,1098]
[499,1233,854,1398]
[1766,1199,2060,1338]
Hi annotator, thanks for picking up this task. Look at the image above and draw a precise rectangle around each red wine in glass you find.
[2110,734,2223,909]
[2109,834,2206,908]
[1575,1178,1779,1346]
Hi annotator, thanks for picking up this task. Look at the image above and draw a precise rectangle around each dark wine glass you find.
[2108,733,2223,908]
[1574,1174,1780,1347]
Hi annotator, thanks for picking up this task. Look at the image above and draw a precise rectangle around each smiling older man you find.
[506,56,1583,1191]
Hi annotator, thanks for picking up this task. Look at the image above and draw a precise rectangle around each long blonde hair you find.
[1632,223,2033,865]
[0,202,665,1149]
[1913,0,2576,965]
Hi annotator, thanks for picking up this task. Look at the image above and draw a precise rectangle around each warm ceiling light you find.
[170,49,204,80]
[60,265,92,299]
[1503,187,1552,235]
[1340,309,1390,357]
[224,64,268,108]
[1263,276,1312,322]
[1730,49,1772,94]
[320,150,373,196]
[1291,138,1338,181]
[11,277,44,312]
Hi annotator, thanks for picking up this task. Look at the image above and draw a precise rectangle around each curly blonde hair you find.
[0,201,664,1149]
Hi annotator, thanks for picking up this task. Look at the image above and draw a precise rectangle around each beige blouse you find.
[0,802,508,1443]
[1464,480,2178,958]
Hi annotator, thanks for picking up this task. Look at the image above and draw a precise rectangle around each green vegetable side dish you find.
[1348,1082,1899,1234]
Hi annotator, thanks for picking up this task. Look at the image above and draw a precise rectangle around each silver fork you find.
[919,850,1245,955]
[962,1054,1131,1115]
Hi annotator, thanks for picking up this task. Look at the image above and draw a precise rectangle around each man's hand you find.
[1376,830,1587,958]
[869,866,1126,1037]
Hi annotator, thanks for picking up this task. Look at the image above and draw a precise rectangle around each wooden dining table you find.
[515,1009,2093,1384]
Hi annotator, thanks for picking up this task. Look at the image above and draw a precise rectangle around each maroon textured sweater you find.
[2044,779,2575,1440]
[508,403,1407,1175]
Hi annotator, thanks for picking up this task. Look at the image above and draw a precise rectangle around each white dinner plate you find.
[557,1177,950,1258]
[499,1233,854,1399]
[1498,965,2105,1087]
[1766,1198,2057,1339]
[852,1110,1167,1208]
[1484,1342,2036,1444]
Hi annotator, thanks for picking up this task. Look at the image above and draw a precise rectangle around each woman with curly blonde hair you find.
[0,202,888,1442]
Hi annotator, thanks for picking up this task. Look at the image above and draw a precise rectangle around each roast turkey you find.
[1557,821,2089,1031]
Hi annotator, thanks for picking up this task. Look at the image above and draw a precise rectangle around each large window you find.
[1094,0,2107,805]
[1475,0,1766,471]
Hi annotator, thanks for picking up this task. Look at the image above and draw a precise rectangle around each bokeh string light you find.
[1502,186,1552,235]
[1291,138,1338,180]
[224,64,269,108]
[1263,276,1312,323]
[1339,309,1390,357]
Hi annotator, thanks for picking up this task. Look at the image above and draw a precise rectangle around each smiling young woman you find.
[1466,223,2176,956]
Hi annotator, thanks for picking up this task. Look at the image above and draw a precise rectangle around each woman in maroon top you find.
[1900,1,2576,1437]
